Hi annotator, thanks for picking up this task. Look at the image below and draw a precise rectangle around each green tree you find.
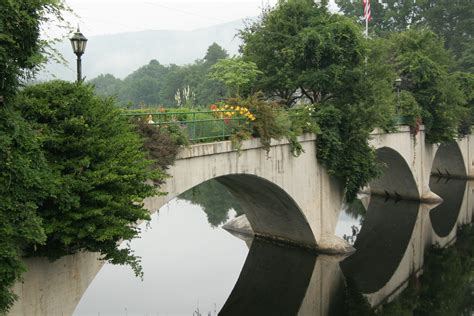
[89,43,229,107]
[239,0,393,110]
[208,57,262,97]
[0,0,66,100]
[335,0,422,36]
[335,0,474,69]
[0,0,67,312]
[119,59,169,105]
[204,42,228,66]
[89,74,123,100]
[15,81,163,276]
[0,106,53,313]
[239,0,395,201]
[388,29,466,143]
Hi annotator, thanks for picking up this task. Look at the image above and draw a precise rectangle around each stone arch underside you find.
[431,142,467,178]
[370,147,420,200]
[340,197,420,294]
[215,174,317,248]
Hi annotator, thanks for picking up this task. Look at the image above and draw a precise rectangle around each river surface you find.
[73,178,474,316]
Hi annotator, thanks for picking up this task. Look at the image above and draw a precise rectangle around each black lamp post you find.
[70,26,88,83]
[395,77,402,113]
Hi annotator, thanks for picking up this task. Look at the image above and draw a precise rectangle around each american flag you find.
[363,0,372,22]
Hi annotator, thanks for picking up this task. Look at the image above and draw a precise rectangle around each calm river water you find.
[73,177,474,316]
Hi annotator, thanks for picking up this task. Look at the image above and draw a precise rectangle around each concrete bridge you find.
[10,126,474,315]
[221,179,474,315]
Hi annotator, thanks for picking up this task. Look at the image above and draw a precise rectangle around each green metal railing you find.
[393,115,410,126]
[122,110,248,142]
[122,109,412,143]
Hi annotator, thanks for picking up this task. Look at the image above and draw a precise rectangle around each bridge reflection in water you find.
[218,177,473,315]
[69,177,473,315]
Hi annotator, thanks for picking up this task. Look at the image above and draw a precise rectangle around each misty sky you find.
[51,0,338,38]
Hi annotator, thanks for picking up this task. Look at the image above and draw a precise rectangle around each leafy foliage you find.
[239,1,394,201]
[89,43,229,107]
[0,0,67,100]
[15,81,163,277]
[208,57,262,97]
[0,106,54,313]
[454,72,474,137]
[335,0,474,68]
[134,119,188,177]
[387,30,466,143]
[0,0,68,312]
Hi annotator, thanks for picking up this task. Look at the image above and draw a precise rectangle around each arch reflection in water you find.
[340,197,420,294]
[220,180,474,315]
[429,177,467,237]
[219,238,347,316]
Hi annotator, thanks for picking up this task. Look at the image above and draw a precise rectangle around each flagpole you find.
[365,16,369,38]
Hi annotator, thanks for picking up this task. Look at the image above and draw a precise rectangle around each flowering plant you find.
[210,103,256,121]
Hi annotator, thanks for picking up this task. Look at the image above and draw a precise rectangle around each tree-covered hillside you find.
[88,43,229,107]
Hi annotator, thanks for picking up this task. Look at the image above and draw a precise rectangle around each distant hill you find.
[39,19,246,81]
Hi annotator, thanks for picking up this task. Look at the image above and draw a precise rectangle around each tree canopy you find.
[15,81,162,273]
[386,29,467,142]
[208,57,262,97]
[335,0,474,71]
[0,0,68,311]
[89,43,229,107]
[0,0,67,99]
[239,0,395,201]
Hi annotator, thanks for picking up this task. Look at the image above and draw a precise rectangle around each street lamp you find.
[395,77,402,113]
[70,26,88,83]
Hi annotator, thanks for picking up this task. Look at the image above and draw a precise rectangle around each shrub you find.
[15,81,163,277]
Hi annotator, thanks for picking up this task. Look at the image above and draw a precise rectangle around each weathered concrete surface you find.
[369,127,474,202]
[144,134,344,246]
[369,126,435,202]
[10,252,102,316]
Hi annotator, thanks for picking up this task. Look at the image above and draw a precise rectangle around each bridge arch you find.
[369,147,419,200]
[215,174,316,247]
[431,142,467,178]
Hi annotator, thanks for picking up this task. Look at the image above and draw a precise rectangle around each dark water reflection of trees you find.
[179,179,244,227]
